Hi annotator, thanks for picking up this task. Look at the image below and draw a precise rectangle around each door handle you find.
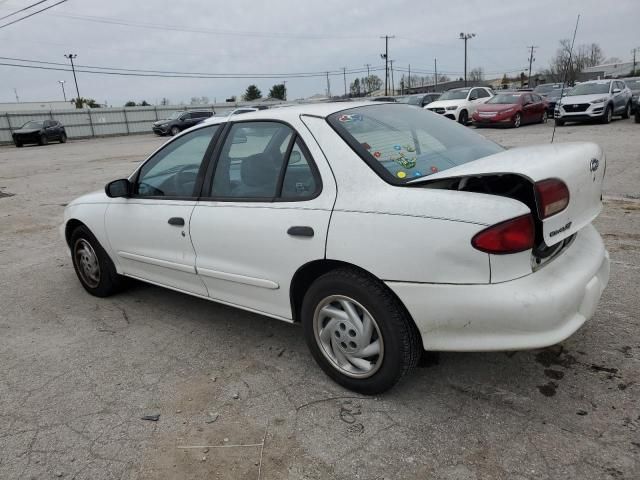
[287,226,314,237]
[168,217,185,226]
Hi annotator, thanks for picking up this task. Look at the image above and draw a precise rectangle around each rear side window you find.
[328,104,503,184]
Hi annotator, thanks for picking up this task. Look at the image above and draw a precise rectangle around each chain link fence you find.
[0,103,285,145]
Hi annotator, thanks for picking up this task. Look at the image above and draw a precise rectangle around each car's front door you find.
[189,120,336,320]
[521,94,537,123]
[104,125,219,295]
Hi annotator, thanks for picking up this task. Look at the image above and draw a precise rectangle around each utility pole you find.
[527,46,538,87]
[58,80,67,101]
[13,88,19,102]
[64,53,80,106]
[380,35,394,95]
[343,67,347,97]
[364,63,371,96]
[282,80,287,100]
[633,47,639,75]
[434,58,438,90]
[459,33,476,87]
[408,64,411,91]
[326,72,331,98]
[390,60,395,95]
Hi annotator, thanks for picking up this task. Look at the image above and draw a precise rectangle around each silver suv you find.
[555,80,632,125]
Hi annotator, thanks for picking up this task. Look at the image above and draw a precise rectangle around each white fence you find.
[0,103,285,144]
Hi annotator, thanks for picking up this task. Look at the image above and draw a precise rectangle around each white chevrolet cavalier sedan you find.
[63,102,610,393]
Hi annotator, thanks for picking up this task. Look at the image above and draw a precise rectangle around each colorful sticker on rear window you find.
[396,171,406,178]
[338,114,363,122]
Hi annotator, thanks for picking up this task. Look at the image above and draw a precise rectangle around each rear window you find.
[327,104,503,183]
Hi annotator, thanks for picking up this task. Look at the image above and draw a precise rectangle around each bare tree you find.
[469,68,484,81]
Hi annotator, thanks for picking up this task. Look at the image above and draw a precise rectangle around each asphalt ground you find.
[1,117,638,479]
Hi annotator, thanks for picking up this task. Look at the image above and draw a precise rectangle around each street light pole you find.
[380,35,394,96]
[434,58,438,90]
[58,80,66,102]
[64,53,80,106]
[459,33,476,87]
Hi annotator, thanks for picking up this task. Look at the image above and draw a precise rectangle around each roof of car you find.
[202,101,381,125]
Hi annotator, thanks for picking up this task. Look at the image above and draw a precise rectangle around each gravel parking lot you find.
[1,119,639,480]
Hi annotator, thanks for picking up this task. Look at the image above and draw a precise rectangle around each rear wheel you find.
[170,126,180,136]
[70,225,126,297]
[301,267,421,394]
[621,102,631,119]
[458,110,468,125]
[39,134,48,146]
[60,132,67,143]
[601,105,612,124]
[512,112,522,128]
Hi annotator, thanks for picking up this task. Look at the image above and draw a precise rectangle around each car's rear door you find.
[105,125,220,295]
[189,119,336,320]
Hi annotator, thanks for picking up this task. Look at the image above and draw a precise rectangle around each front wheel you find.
[39,134,48,146]
[621,102,631,119]
[60,132,67,143]
[170,126,180,136]
[301,267,421,394]
[14,141,23,148]
[512,112,522,128]
[555,118,565,126]
[601,105,612,124]
[70,225,126,297]
[458,110,468,125]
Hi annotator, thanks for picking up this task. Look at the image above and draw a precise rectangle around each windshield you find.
[439,89,469,100]
[165,111,183,120]
[21,121,43,129]
[327,104,503,183]
[394,96,411,104]
[546,88,564,98]
[568,83,610,96]
[534,84,560,94]
[487,94,522,104]
[625,79,640,90]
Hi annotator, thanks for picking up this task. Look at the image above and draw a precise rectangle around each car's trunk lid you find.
[412,142,605,246]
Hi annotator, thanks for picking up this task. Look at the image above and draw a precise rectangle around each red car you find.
[472,92,548,128]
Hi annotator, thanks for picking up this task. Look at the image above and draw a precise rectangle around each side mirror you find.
[613,88,621,94]
[105,179,131,198]
[470,95,478,100]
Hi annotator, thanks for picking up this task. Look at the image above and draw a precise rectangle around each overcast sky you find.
[0,0,637,105]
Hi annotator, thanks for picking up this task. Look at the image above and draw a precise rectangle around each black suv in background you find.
[152,110,213,136]
[12,120,67,147]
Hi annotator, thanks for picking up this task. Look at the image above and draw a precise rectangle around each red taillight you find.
[471,214,535,254]
[535,178,569,219]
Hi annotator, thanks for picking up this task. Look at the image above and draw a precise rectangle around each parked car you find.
[555,79,632,125]
[408,93,442,108]
[152,110,213,136]
[63,102,609,394]
[543,87,572,116]
[623,77,640,113]
[12,119,67,147]
[533,83,564,96]
[228,107,260,116]
[425,87,494,124]
[472,92,548,127]
[371,96,397,102]
[635,95,640,123]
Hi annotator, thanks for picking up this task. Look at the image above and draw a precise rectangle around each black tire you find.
[555,118,565,126]
[458,110,468,125]
[15,141,23,148]
[60,132,67,143]
[601,105,612,124]
[39,134,48,146]
[170,126,180,136]
[621,102,631,119]
[512,112,522,128]
[301,267,421,395]
[70,225,126,297]
[635,112,640,124]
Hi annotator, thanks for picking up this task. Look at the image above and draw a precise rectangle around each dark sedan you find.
[12,120,67,147]
[543,87,572,116]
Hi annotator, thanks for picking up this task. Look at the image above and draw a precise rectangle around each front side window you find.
[328,104,503,183]
[136,125,218,197]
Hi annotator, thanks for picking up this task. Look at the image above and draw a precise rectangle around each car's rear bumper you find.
[386,224,609,351]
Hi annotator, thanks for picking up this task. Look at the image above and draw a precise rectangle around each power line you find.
[0,58,384,80]
[0,0,67,29]
[0,0,49,22]
[50,12,377,40]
